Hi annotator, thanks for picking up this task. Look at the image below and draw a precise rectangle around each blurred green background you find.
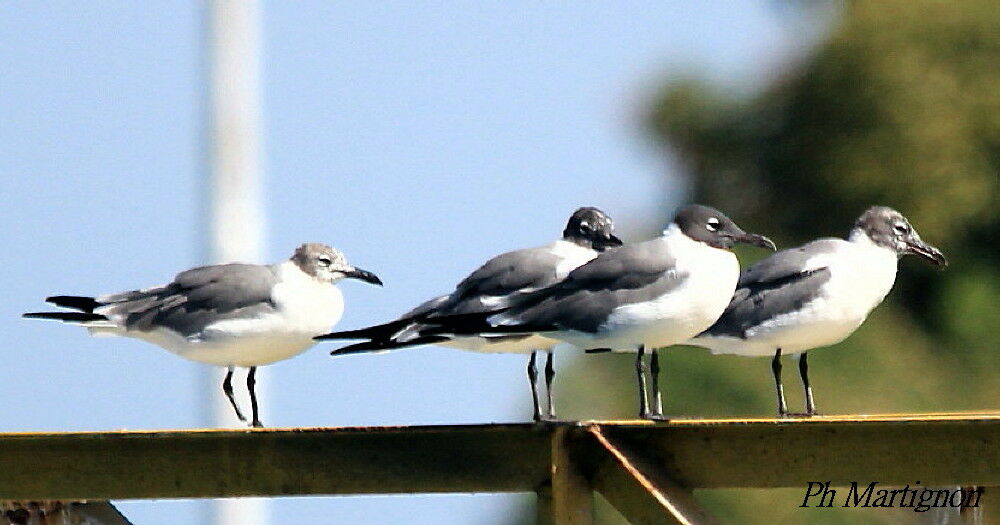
[545,1,998,523]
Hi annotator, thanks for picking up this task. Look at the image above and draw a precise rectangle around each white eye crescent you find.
[706,217,721,232]
[893,223,909,235]
[318,256,333,266]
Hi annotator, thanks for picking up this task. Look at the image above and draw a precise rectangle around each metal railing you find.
[1,413,997,524]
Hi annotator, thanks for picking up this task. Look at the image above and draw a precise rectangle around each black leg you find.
[222,366,246,422]
[636,345,650,419]
[544,349,556,420]
[798,352,816,415]
[649,348,665,421]
[772,349,788,416]
[247,366,262,428]
[527,351,542,422]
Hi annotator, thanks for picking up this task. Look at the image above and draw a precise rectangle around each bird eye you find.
[318,256,332,266]
[579,222,592,232]
[706,217,721,232]
[892,223,910,235]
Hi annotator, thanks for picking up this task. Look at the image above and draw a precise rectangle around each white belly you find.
[698,237,898,357]
[95,263,347,367]
[561,241,740,352]
[140,327,318,367]
[438,334,558,354]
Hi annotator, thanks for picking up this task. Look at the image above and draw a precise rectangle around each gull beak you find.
[904,239,947,267]
[345,267,384,286]
[734,232,777,251]
[595,233,624,251]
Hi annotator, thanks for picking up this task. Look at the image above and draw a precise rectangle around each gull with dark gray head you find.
[24,243,383,427]
[423,204,776,420]
[688,206,946,416]
[316,207,622,422]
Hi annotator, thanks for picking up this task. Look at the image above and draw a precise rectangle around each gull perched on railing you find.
[412,204,776,421]
[24,243,382,428]
[688,206,946,416]
[317,207,622,422]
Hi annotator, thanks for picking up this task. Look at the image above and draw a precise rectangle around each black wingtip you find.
[329,341,383,355]
[329,335,451,356]
[45,295,101,313]
[23,311,107,322]
[315,329,373,341]
[420,309,556,337]
[315,317,418,341]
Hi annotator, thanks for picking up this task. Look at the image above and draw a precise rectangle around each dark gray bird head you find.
[672,204,776,251]
[563,207,623,252]
[853,206,947,266]
[291,243,384,285]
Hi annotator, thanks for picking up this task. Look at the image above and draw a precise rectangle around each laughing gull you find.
[316,207,622,422]
[424,204,776,420]
[24,243,382,427]
[688,206,946,416]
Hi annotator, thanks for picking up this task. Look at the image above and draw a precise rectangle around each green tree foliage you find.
[552,2,998,523]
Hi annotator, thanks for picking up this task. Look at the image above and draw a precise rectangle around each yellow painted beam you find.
[0,424,551,500]
[0,414,995,500]
[603,413,1000,489]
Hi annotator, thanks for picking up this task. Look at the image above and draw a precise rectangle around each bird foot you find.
[778,412,819,418]
[534,415,570,425]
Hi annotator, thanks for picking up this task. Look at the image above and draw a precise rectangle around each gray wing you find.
[736,238,839,287]
[320,246,569,343]
[435,246,566,315]
[96,263,279,337]
[401,295,451,318]
[499,240,686,334]
[702,239,839,338]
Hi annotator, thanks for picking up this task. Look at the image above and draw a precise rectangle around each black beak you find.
[905,239,947,267]
[733,232,777,251]
[594,233,623,251]
[345,267,384,286]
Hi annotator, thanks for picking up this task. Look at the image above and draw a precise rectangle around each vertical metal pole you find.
[549,427,594,525]
[204,0,266,524]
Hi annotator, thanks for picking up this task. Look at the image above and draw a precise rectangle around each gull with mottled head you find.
[688,206,946,416]
[25,243,383,427]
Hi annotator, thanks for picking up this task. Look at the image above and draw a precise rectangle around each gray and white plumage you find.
[317,207,622,422]
[425,204,775,420]
[690,206,946,357]
[319,207,622,354]
[446,204,775,352]
[27,243,382,366]
[24,243,383,427]
[687,206,946,416]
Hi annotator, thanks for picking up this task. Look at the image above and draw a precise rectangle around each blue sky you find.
[0,3,821,523]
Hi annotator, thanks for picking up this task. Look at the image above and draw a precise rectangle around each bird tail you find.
[329,335,451,356]
[420,309,556,337]
[45,295,102,313]
[315,317,415,341]
[23,295,113,327]
[23,311,108,323]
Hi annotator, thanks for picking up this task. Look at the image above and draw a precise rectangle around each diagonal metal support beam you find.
[584,426,716,525]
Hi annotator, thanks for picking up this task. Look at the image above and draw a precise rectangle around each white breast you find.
[153,261,345,367]
[758,235,897,351]
[706,236,899,357]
